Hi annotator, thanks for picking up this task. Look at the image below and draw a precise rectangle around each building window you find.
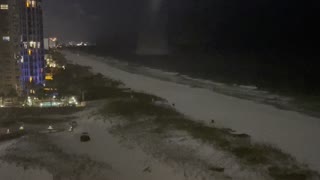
[23,42,28,49]
[29,41,36,48]
[26,0,36,8]
[26,0,30,7]
[2,36,10,41]
[0,4,8,10]
[31,0,36,7]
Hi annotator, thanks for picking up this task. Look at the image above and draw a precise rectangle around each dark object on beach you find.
[70,121,78,127]
[0,131,25,142]
[143,166,152,173]
[221,128,236,133]
[231,133,250,138]
[209,166,225,172]
[172,103,175,107]
[211,119,215,124]
[80,132,91,142]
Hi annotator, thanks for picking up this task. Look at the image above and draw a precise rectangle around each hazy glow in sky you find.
[150,0,162,12]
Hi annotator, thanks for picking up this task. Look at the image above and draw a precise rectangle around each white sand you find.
[63,51,320,172]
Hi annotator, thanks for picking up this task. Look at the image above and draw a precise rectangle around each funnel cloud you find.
[136,0,168,55]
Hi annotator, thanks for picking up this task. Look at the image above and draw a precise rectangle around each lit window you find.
[2,36,10,41]
[31,0,36,7]
[28,49,32,55]
[23,42,28,49]
[0,4,8,10]
[45,73,53,80]
[26,0,30,7]
[26,0,36,8]
[29,41,36,48]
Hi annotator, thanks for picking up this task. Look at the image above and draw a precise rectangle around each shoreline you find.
[67,47,320,118]
[62,50,320,171]
[66,50,320,177]
[81,51,320,119]
[0,50,319,179]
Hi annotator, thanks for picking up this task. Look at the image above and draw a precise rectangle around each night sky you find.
[43,0,320,93]
[43,0,320,54]
[43,0,145,42]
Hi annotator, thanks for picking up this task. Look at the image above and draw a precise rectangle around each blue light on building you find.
[19,0,45,94]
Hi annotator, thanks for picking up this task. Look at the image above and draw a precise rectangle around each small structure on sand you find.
[48,125,54,133]
[80,132,90,142]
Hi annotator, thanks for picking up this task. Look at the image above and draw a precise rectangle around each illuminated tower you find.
[0,0,21,96]
[20,0,45,94]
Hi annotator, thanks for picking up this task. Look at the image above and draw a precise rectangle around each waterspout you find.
[136,0,168,55]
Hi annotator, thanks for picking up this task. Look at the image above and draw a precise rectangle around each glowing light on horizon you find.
[50,37,57,42]
[136,0,168,55]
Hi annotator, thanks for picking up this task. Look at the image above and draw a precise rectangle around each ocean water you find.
[74,47,316,95]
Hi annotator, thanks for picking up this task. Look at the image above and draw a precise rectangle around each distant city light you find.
[1,4,9,10]
[2,36,10,41]
[50,37,57,42]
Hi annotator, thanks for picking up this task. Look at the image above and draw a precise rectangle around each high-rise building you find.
[19,0,45,94]
[43,37,57,50]
[0,0,21,96]
[0,0,45,96]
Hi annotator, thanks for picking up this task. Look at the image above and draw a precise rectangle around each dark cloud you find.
[43,0,320,53]
[43,0,146,43]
